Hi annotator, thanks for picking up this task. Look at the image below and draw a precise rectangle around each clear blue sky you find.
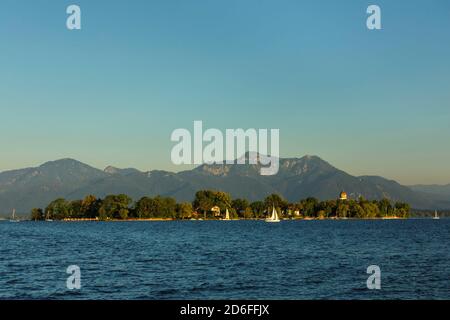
[1,0,449,184]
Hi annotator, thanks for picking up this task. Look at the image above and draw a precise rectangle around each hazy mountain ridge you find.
[1,156,449,214]
[409,184,450,197]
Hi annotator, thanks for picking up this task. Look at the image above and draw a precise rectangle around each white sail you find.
[265,206,280,223]
[45,210,53,222]
[224,208,230,220]
[10,209,19,222]
[434,210,439,220]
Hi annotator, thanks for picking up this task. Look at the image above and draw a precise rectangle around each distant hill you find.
[1,155,449,215]
[0,159,108,216]
[409,184,450,197]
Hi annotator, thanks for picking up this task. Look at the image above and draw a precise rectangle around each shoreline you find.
[3,216,420,222]
[47,216,407,222]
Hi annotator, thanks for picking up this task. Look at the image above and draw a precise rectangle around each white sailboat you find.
[45,210,53,222]
[9,209,19,223]
[433,210,440,220]
[224,208,231,220]
[265,206,280,223]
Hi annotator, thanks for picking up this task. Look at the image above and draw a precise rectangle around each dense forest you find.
[30,190,410,221]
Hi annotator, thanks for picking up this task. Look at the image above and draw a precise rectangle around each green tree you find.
[250,201,265,218]
[193,190,215,214]
[177,202,193,219]
[69,200,82,218]
[361,201,380,218]
[232,198,250,218]
[119,208,129,219]
[98,206,108,221]
[81,195,101,218]
[30,208,44,221]
[349,201,365,218]
[45,198,70,220]
[394,202,410,218]
[243,207,253,219]
[317,200,336,218]
[193,190,232,218]
[135,197,155,218]
[299,197,319,217]
[159,196,177,218]
[336,201,350,218]
[378,198,392,217]
[99,194,132,220]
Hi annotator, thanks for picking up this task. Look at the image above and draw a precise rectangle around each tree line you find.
[30,190,410,221]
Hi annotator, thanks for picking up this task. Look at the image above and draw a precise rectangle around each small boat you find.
[9,209,20,223]
[45,210,53,222]
[433,210,440,220]
[265,206,280,223]
[223,208,231,221]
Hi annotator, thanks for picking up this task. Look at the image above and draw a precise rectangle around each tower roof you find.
[339,191,348,200]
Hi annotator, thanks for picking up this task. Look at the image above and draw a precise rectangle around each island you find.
[29,190,410,221]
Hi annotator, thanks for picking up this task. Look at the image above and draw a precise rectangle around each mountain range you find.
[409,184,450,198]
[1,155,449,214]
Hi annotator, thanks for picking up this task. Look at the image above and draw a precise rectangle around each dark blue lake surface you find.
[1,219,449,300]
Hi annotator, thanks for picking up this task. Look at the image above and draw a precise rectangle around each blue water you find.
[0,220,449,300]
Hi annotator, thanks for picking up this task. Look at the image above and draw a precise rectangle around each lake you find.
[0,219,449,299]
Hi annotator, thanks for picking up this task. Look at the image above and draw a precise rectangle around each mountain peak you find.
[104,166,120,174]
[104,166,141,176]
[39,158,90,168]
